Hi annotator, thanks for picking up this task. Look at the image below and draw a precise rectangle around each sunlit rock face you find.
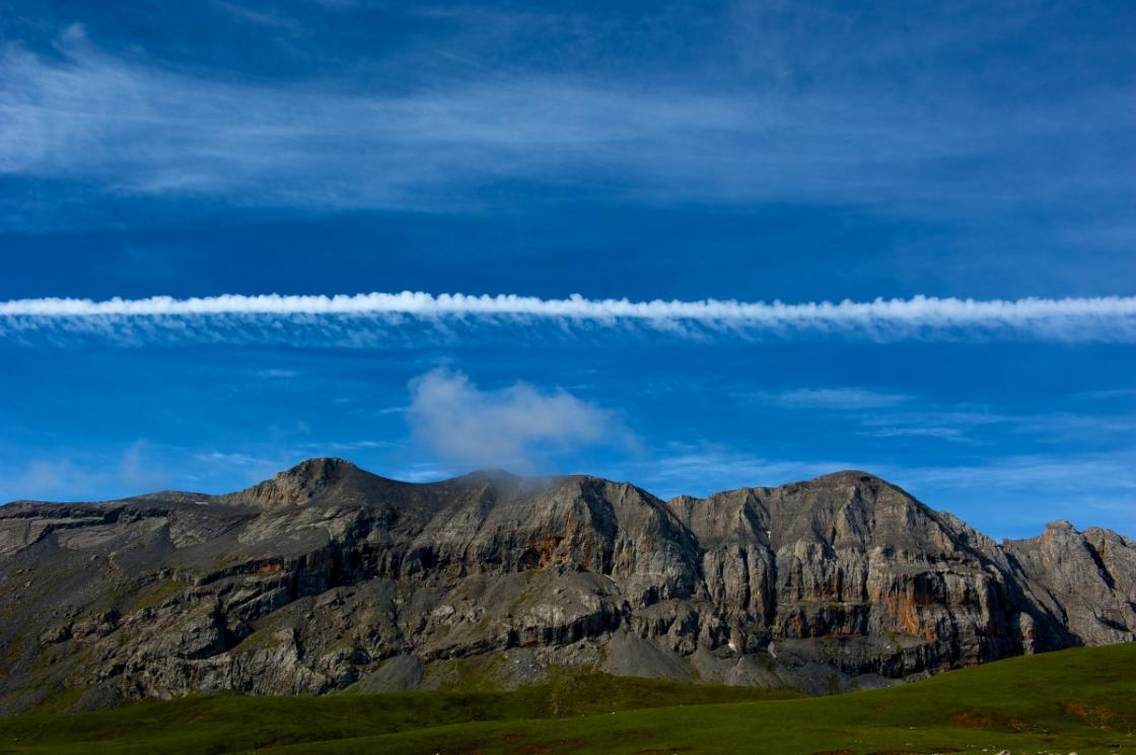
[1,458,1132,710]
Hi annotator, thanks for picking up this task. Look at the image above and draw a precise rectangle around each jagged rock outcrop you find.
[0,458,1132,711]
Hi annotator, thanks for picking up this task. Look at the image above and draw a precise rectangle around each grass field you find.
[0,644,1132,754]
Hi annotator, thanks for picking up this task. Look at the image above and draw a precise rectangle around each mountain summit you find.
[0,460,1132,711]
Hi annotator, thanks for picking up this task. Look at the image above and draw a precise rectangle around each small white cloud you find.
[761,387,914,410]
[393,462,458,483]
[297,439,395,452]
[257,368,299,379]
[862,425,969,441]
[405,368,633,470]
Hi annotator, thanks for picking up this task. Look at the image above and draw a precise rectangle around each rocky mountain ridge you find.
[0,458,1132,712]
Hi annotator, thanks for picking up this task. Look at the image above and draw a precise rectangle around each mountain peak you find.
[808,470,888,487]
[281,457,359,482]
[222,457,375,508]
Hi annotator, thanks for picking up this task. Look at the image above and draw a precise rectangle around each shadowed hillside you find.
[0,643,1131,753]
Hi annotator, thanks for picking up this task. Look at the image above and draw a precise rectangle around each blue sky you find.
[1,0,1134,538]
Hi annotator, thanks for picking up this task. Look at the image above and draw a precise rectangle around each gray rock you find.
[0,459,1132,710]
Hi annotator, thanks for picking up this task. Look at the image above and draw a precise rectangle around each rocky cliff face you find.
[0,459,1132,711]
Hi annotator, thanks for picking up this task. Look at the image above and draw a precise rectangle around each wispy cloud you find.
[860,426,969,442]
[405,368,633,470]
[889,451,1136,535]
[1075,388,1136,401]
[2,291,1136,344]
[896,453,1136,494]
[757,387,914,410]
[389,461,458,484]
[854,407,1136,445]
[624,443,854,499]
[3,441,172,502]
[212,1,300,30]
[296,439,395,452]
[256,368,299,379]
[192,450,283,472]
[622,442,1136,536]
[1,22,1131,223]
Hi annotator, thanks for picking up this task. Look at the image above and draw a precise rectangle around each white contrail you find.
[2,292,1135,343]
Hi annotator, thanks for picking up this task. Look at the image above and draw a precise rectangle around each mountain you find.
[0,458,1132,712]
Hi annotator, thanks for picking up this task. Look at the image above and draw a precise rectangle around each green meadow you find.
[0,644,1132,754]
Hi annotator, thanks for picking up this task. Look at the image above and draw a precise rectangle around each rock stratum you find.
[1,458,1133,711]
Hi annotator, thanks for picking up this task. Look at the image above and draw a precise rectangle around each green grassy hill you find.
[0,644,1133,754]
